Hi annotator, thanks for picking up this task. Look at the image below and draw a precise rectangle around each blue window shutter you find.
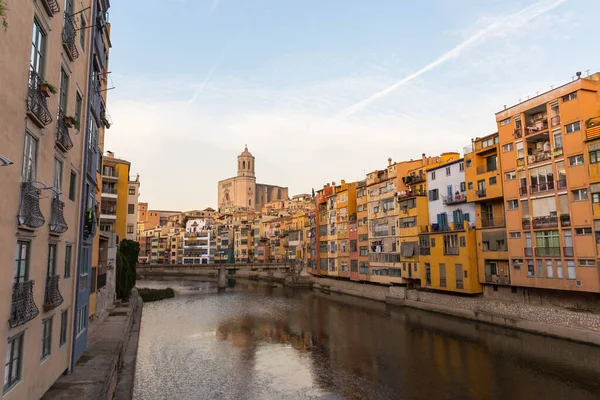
[464,212,470,222]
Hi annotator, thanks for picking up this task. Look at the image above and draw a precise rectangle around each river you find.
[133,278,600,400]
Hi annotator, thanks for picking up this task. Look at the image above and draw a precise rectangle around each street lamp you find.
[0,154,14,167]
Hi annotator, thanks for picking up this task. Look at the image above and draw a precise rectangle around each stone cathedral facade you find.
[218,146,289,211]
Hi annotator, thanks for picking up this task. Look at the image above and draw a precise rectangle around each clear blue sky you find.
[104,0,600,210]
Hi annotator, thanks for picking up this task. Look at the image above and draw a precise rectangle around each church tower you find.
[237,145,255,178]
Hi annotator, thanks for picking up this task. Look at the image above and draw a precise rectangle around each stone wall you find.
[312,277,390,302]
[483,285,600,311]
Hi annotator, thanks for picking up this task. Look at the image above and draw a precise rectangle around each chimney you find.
[388,158,392,166]
[106,151,114,158]
[576,71,582,79]
[504,105,506,110]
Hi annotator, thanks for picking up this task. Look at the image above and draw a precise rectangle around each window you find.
[556,260,563,279]
[502,143,514,152]
[466,159,472,167]
[554,131,562,149]
[565,121,581,134]
[590,149,600,164]
[467,182,473,190]
[489,177,497,186]
[546,260,554,278]
[562,91,577,102]
[58,68,69,113]
[425,263,431,286]
[76,306,87,336]
[536,260,544,277]
[14,241,30,284]
[3,333,24,392]
[47,244,57,276]
[446,167,451,176]
[575,227,592,235]
[459,162,464,172]
[127,224,135,234]
[500,118,511,126]
[512,259,523,270]
[22,133,38,182]
[566,260,576,280]
[439,263,446,287]
[568,154,584,166]
[74,93,82,128]
[572,189,588,201]
[128,204,135,214]
[79,247,89,291]
[41,317,53,360]
[79,17,86,49]
[428,189,439,201]
[579,259,596,267]
[507,200,518,210]
[509,232,521,238]
[431,171,436,180]
[64,245,72,278]
[30,19,46,76]
[460,182,466,192]
[527,260,534,277]
[505,171,516,180]
[431,238,436,247]
[53,158,63,194]
[68,171,77,201]
[60,310,68,347]
[459,236,466,247]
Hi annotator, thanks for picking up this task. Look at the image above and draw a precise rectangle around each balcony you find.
[41,0,60,16]
[525,119,549,136]
[530,181,555,195]
[519,186,528,196]
[476,189,487,198]
[535,247,561,257]
[563,247,574,257]
[522,218,531,230]
[444,247,459,256]
[527,151,552,165]
[43,275,64,312]
[481,217,505,228]
[476,165,497,174]
[83,206,98,239]
[56,110,74,152]
[514,128,523,139]
[485,274,510,285]
[9,281,39,328]
[26,71,52,127]
[560,214,571,227]
[397,189,426,200]
[100,207,117,216]
[102,169,118,179]
[420,247,431,256]
[403,174,426,185]
[531,215,558,229]
[456,280,464,289]
[62,13,79,60]
[443,193,467,205]
[525,247,533,257]
[551,115,561,127]
[49,197,68,234]
[586,116,600,140]
[517,158,525,167]
[18,181,45,228]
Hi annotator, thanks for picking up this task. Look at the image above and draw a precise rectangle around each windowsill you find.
[76,328,87,339]
[40,354,51,364]
[3,380,21,396]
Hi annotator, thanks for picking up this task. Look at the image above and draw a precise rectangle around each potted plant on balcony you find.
[39,81,57,97]
[64,116,79,129]
[560,214,571,226]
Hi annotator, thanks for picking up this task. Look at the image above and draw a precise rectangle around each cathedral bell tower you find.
[237,145,255,178]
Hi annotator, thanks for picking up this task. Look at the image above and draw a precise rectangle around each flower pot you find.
[64,117,74,128]
[40,84,52,98]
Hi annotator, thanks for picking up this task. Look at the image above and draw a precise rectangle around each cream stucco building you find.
[218,146,289,212]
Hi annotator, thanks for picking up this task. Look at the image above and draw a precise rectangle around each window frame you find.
[572,189,589,202]
[41,317,53,361]
[502,143,514,152]
[64,244,72,279]
[507,200,519,210]
[565,121,581,134]
[30,19,46,77]
[3,333,24,393]
[568,154,584,166]
[22,132,38,182]
[59,309,68,347]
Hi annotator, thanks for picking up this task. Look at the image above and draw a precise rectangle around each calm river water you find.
[134,278,600,400]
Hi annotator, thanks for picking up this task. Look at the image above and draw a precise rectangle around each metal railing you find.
[439,278,446,287]
[522,218,531,229]
[420,247,431,256]
[514,128,523,138]
[83,206,97,239]
[476,165,497,174]
[100,207,117,215]
[18,181,45,228]
[550,115,560,127]
[481,217,504,228]
[456,280,464,289]
[443,193,467,205]
[102,186,118,194]
[56,110,74,151]
[62,12,79,60]
[476,189,487,198]
[444,247,459,256]
[556,179,567,190]
[41,0,60,16]
[9,281,39,328]
[525,119,549,135]
[519,186,528,196]
[530,181,555,194]
[49,197,68,234]
[524,247,533,257]
[403,174,426,185]
[535,247,561,257]
[560,215,571,227]
[531,215,558,229]
[43,275,63,312]
[26,70,52,126]
[527,151,552,165]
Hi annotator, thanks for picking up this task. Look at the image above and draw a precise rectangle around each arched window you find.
[243,161,246,169]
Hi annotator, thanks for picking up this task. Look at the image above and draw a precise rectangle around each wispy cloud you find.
[210,0,221,13]
[334,0,569,120]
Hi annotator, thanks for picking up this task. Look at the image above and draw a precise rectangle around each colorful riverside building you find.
[355,180,370,280]
[496,72,600,296]
[464,133,510,294]
[334,180,357,279]
[418,159,481,293]
[315,184,334,276]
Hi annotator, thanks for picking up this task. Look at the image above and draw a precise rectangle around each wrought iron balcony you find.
[443,193,467,205]
[43,275,63,312]
[531,215,558,229]
[56,110,74,151]
[49,197,68,234]
[84,205,98,239]
[26,71,52,127]
[41,0,60,17]
[456,280,464,289]
[62,13,79,60]
[403,174,426,185]
[18,181,45,228]
[9,281,39,328]
[535,247,561,257]
[530,181,555,194]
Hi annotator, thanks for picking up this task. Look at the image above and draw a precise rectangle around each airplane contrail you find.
[334,0,569,121]
[185,51,227,111]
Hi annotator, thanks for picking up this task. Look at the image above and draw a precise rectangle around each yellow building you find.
[586,116,600,262]
[464,133,510,293]
[334,180,357,279]
[356,180,370,280]
[100,152,136,240]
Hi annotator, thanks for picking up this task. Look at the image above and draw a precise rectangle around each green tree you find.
[116,239,140,299]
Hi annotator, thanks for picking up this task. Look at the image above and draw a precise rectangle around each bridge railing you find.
[137,262,289,270]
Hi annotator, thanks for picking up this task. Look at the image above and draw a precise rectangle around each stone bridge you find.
[137,263,292,288]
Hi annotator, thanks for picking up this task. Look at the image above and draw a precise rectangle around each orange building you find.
[496,72,600,294]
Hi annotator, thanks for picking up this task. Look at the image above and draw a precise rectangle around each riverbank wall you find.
[42,290,143,400]
[311,276,600,346]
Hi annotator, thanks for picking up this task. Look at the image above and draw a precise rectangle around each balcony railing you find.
[443,193,467,205]
[49,197,68,234]
[476,165,497,174]
[102,187,118,194]
[397,190,426,200]
[420,247,431,256]
[563,247,574,257]
[517,158,525,167]
[485,274,510,285]
[456,280,464,289]
[444,247,459,256]
[556,179,567,190]
[43,275,64,312]
[551,115,561,127]
[102,169,118,178]
[62,13,79,60]
[522,218,531,229]
[476,189,487,198]
[481,217,505,228]
[18,181,45,228]
[519,186,528,196]
[41,0,60,16]
[83,206,98,239]
[535,247,561,257]
[531,215,558,229]
[403,175,426,185]
[560,215,571,227]
[56,110,74,151]
[439,278,446,287]
[9,281,39,328]
[530,181,555,194]
[26,70,52,126]
[101,207,117,215]
[524,247,533,257]
[527,151,552,165]
[525,119,549,135]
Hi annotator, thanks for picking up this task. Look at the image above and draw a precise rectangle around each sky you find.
[104,0,600,211]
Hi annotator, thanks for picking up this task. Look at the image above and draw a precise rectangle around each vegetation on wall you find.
[116,239,140,300]
[138,288,175,302]
[0,0,8,30]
